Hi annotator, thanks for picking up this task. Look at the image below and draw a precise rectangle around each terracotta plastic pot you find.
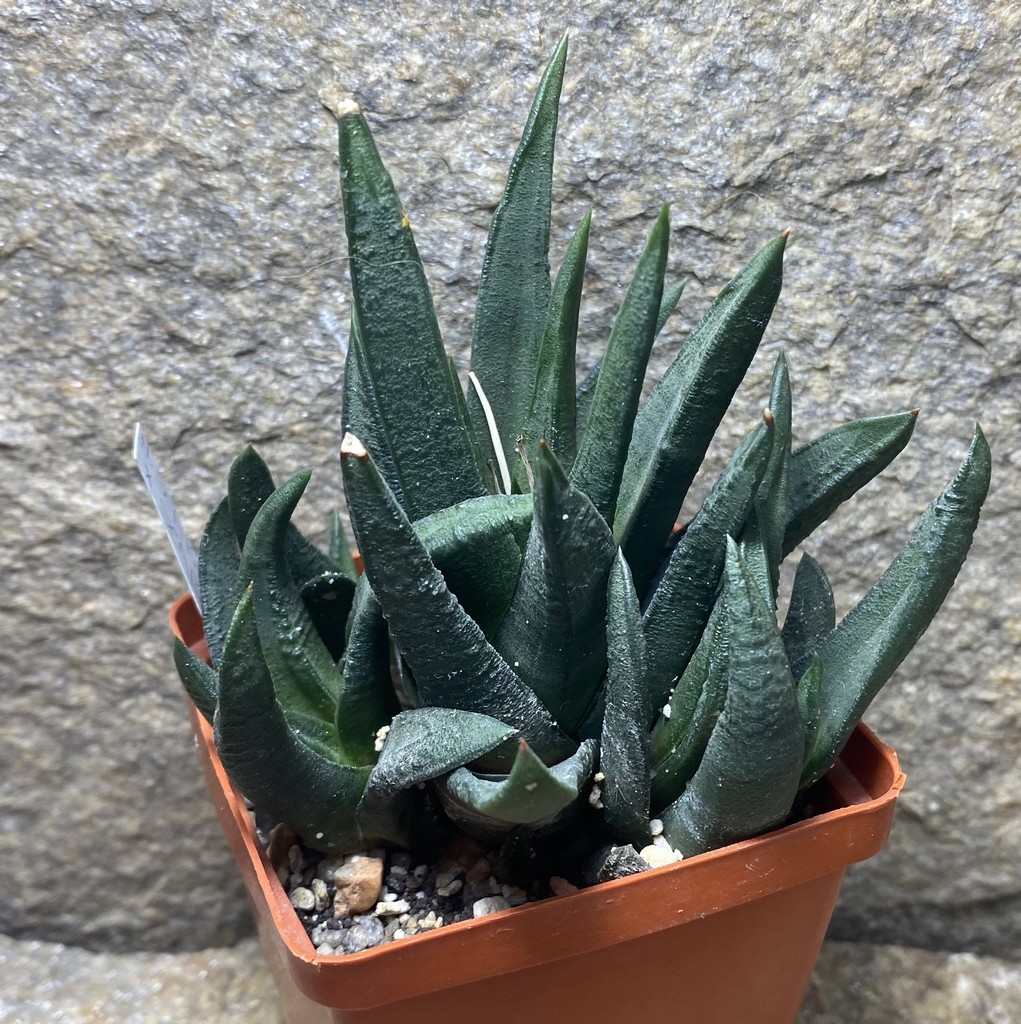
[170,593,905,1024]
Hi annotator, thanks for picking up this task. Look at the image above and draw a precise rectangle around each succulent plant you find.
[174,36,990,870]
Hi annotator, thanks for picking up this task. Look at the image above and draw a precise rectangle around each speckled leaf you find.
[781,553,835,681]
[173,638,218,724]
[571,205,670,523]
[614,234,787,596]
[238,470,341,724]
[738,354,792,606]
[797,655,824,767]
[802,426,991,786]
[660,539,804,856]
[443,738,597,826]
[341,436,573,769]
[495,442,617,733]
[197,496,240,669]
[784,410,918,556]
[525,210,591,474]
[600,552,651,847]
[335,108,484,519]
[214,590,370,853]
[469,34,568,472]
[642,414,773,713]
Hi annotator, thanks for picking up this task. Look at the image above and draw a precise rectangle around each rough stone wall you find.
[1,0,1017,955]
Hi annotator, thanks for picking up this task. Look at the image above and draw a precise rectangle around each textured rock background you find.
[1,0,1018,955]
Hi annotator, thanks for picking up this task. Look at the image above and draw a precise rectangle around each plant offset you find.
[175,37,989,874]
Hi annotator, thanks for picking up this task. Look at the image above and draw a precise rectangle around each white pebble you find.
[662,703,672,719]
[649,818,664,837]
[436,878,464,897]
[375,898,411,916]
[473,896,512,918]
[289,887,316,911]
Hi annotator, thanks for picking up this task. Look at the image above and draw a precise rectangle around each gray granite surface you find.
[1,1,1018,954]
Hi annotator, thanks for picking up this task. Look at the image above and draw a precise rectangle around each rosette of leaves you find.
[174,35,990,864]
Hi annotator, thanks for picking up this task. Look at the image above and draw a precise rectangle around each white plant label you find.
[133,423,202,613]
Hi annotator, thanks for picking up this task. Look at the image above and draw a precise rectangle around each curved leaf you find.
[443,738,596,826]
[469,34,569,471]
[784,410,918,555]
[802,425,991,786]
[215,590,370,853]
[341,435,574,768]
[495,442,617,733]
[173,637,218,724]
[660,539,804,856]
[642,414,773,712]
[780,553,835,680]
[571,205,670,523]
[600,552,651,847]
[614,233,787,595]
[197,497,241,668]
[335,107,484,519]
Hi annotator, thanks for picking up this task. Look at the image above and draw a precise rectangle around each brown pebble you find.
[335,855,384,914]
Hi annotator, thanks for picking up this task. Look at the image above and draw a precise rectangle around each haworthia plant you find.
[174,38,990,872]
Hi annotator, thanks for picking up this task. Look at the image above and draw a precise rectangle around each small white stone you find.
[662,703,672,719]
[593,771,605,783]
[315,942,337,956]
[375,898,411,916]
[311,877,330,912]
[289,887,316,911]
[373,724,390,752]
[649,818,664,837]
[588,783,604,810]
[639,844,676,868]
[436,878,464,897]
[473,895,512,918]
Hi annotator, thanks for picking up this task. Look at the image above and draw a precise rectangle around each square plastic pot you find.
[170,593,905,1024]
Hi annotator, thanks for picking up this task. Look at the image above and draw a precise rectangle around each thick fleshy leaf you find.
[660,539,804,856]
[443,738,597,826]
[641,414,774,712]
[198,497,241,668]
[797,655,824,766]
[357,708,516,846]
[614,234,787,596]
[341,435,573,768]
[784,410,918,555]
[215,590,370,852]
[299,570,356,663]
[571,205,670,523]
[600,552,651,847]
[656,280,686,334]
[648,599,728,812]
[334,107,484,519]
[738,354,792,606]
[329,510,359,582]
[173,637,218,724]
[802,426,991,786]
[780,553,835,680]
[238,470,342,724]
[226,446,336,585]
[469,34,568,471]
[496,443,617,733]
[525,210,591,474]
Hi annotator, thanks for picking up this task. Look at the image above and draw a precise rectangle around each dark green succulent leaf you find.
[334,107,485,520]
[575,279,684,448]
[173,637,218,724]
[198,497,241,668]
[496,442,618,733]
[341,436,574,768]
[738,353,792,606]
[648,599,728,812]
[227,445,340,586]
[614,233,787,596]
[656,280,686,335]
[342,307,408,514]
[299,569,356,663]
[336,576,399,763]
[796,654,824,767]
[443,737,597,826]
[642,414,774,712]
[215,590,370,853]
[660,538,804,856]
[239,470,342,723]
[781,553,836,680]
[784,410,918,556]
[802,425,991,786]
[357,707,515,849]
[415,492,533,638]
[571,205,670,523]
[328,510,359,581]
[525,210,591,475]
[600,552,651,847]
[469,34,568,473]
